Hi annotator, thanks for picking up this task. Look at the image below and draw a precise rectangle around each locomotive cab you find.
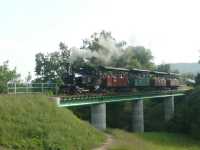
[61,72,76,94]
[75,66,99,92]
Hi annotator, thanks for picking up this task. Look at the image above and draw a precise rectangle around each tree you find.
[122,46,155,69]
[157,64,179,73]
[195,73,200,85]
[59,42,71,73]
[35,42,71,85]
[157,64,171,72]
[0,61,20,93]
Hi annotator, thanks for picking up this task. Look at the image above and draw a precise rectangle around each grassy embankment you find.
[0,94,105,150]
[108,129,200,150]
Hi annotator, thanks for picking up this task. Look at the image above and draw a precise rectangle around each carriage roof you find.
[99,66,129,72]
[150,71,169,75]
[130,68,150,73]
[99,66,179,76]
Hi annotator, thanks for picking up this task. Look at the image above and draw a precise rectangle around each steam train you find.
[60,66,180,94]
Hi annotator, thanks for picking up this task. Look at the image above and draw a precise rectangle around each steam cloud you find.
[70,37,124,65]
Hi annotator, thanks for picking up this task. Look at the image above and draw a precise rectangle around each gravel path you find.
[93,134,114,150]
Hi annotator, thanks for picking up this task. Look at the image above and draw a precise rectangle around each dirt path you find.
[93,134,114,150]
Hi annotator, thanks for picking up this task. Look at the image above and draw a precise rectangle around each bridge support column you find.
[91,103,106,130]
[132,99,144,132]
[164,96,174,121]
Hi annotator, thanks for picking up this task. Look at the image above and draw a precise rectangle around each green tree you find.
[35,42,71,85]
[157,64,179,73]
[0,61,20,93]
[195,73,200,85]
[59,42,71,73]
[157,64,171,72]
[122,46,155,69]
[168,87,200,139]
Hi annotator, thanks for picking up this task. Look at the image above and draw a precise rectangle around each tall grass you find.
[108,129,200,150]
[0,94,105,150]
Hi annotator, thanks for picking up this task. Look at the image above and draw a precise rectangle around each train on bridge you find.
[60,66,180,94]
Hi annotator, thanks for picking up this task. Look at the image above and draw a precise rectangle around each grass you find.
[108,129,200,150]
[0,94,105,150]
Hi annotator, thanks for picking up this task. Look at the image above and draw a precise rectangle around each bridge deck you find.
[58,89,188,107]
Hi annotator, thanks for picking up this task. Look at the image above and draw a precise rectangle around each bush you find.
[169,87,200,139]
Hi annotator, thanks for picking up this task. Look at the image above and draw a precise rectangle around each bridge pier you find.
[132,99,144,132]
[164,96,175,121]
[91,103,106,130]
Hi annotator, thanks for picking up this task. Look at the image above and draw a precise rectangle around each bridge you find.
[52,89,188,132]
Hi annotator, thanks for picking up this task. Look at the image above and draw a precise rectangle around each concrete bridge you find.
[53,90,187,132]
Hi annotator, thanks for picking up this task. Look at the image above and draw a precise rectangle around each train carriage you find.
[129,69,150,87]
[99,66,129,89]
[150,71,168,89]
[166,73,180,89]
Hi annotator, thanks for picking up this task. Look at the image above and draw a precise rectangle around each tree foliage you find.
[0,61,20,93]
[195,73,200,85]
[157,64,171,72]
[35,42,71,84]
[122,46,154,69]
[168,87,200,139]
[157,64,179,74]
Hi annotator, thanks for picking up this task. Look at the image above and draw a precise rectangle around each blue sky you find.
[0,0,200,79]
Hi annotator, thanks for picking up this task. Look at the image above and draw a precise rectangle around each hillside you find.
[0,95,105,150]
[108,129,200,150]
[170,63,200,75]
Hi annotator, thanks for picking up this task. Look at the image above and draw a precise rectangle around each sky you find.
[0,0,200,79]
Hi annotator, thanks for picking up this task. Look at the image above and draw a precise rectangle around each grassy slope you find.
[0,95,105,150]
[108,129,200,150]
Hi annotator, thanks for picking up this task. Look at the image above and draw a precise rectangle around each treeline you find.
[144,86,200,139]
[168,87,200,139]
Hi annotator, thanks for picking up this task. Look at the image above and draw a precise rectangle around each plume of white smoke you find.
[70,36,125,65]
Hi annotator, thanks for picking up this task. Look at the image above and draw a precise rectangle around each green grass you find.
[108,129,200,150]
[0,94,105,150]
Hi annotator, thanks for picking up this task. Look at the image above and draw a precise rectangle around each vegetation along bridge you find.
[52,89,188,132]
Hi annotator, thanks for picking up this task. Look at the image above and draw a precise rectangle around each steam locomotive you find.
[60,66,180,94]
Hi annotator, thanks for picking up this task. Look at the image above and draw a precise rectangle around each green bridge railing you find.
[59,89,188,107]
